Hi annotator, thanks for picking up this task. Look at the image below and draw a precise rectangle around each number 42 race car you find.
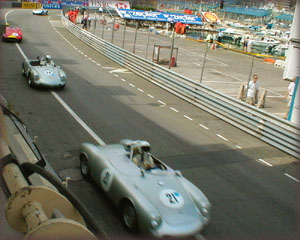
[80,139,211,238]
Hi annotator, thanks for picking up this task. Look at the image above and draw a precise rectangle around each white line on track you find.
[114,74,119,78]
[236,145,242,149]
[51,92,106,145]
[84,55,88,57]
[284,173,300,183]
[137,88,144,93]
[170,107,179,112]
[199,124,209,130]
[184,115,193,121]
[97,63,101,66]
[129,83,135,87]
[258,158,273,167]
[216,134,228,141]
[5,10,14,24]
[147,94,154,99]
[158,100,166,105]
[14,39,106,146]
[92,60,96,63]
[121,78,126,82]
[88,58,91,60]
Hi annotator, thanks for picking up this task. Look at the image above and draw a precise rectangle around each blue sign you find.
[116,9,203,25]
[42,3,62,9]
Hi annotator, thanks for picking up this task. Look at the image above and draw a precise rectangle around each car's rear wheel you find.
[80,155,91,180]
[122,201,137,231]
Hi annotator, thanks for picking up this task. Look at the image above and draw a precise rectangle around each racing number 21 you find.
[166,192,179,204]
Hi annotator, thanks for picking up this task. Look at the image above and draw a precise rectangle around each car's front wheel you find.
[27,74,33,87]
[80,155,91,180]
[122,201,137,231]
[21,63,25,76]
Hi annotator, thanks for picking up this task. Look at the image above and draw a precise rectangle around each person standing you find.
[284,76,296,119]
[246,74,259,105]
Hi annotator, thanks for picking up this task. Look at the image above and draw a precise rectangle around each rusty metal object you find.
[2,163,96,239]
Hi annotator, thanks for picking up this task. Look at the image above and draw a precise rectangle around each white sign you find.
[89,0,130,9]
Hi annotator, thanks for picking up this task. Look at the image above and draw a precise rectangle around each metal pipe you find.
[133,22,138,54]
[200,42,208,83]
[122,20,126,49]
[145,25,151,59]
[168,27,175,69]
[111,18,115,44]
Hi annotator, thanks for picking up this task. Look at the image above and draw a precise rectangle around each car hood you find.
[5,27,22,37]
[33,66,63,80]
[136,172,200,226]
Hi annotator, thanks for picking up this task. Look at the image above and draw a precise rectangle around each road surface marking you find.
[184,115,193,121]
[199,124,209,130]
[5,10,15,24]
[236,145,242,149]
[114,74,119,78]
[147,94,154,98]
[84,55,88,57]
[51,92,106,146]
[129,83,135,87]
[97,63,101,66]
[170,107,179,112]
[15,43,27,59]
[216,134,228,141]
[121,78,126,82]
[284,173,300,183]
[137,88,144,92]
[158,100,166,105]
[258,158,273,167]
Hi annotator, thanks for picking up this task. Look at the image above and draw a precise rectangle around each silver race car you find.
[32,8,48,15]
[80,139,211,238]
[22,55,66,88]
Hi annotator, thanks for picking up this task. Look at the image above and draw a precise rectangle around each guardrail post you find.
[200,42,208,83]
[168,27,175,70]
[145,25,151,59]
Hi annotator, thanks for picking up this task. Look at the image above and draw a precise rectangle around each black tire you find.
[21,63,25,76]
[122,201,137,231]
[80,155,91,180]
[27,74,33,87]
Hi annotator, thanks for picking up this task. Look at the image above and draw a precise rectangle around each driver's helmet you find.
[45,55,52,63]
[5,23,9,26]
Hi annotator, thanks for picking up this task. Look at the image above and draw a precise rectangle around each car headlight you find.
[150,213,161,230]
[200,202,210,217]
[33,74,39,80]
[59,71,66,80]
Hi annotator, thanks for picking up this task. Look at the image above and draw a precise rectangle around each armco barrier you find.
[61,14,300,158]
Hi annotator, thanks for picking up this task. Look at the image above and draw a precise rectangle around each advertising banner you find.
[117,9,203,25]
[22,2,40,9]
[42,3,62,9]
[201,12,221,23]
[89,1,130,9]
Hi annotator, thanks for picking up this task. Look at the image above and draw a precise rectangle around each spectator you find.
[82,16,88,29]
[284,76,296,119]
[246,74,259,105]
[88,15,91,28]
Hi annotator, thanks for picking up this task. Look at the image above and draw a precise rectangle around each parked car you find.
[22,55,66,88]
[2,24,22,43]
[80,139,211,238]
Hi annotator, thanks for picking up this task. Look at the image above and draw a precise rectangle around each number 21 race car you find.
[80,139,211,238]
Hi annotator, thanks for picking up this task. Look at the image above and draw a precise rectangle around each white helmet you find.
[45,55,51,63]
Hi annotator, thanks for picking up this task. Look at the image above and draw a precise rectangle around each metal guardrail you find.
[61,14,300,158]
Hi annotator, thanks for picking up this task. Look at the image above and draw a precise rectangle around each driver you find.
[45,55,52,64]
[132,145,156,170]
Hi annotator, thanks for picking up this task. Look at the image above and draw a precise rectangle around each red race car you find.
[2,24,23,43]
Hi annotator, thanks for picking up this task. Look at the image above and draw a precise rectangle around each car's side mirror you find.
[175,170,182,177]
